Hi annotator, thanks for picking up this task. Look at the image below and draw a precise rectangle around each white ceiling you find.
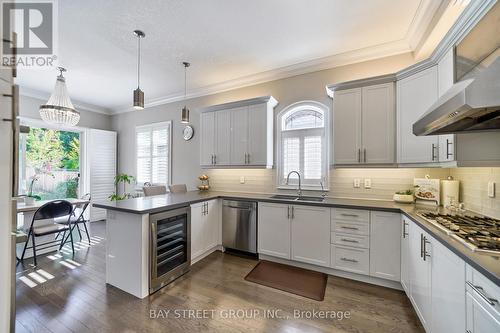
[16,0,448,114]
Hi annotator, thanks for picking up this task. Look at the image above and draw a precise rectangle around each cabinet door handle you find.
[244,153,247,164]
[358,149,361,163]
[287,206,290,219]
[402,221,408,238]
[340,226,359,230]
[341,238,359,243]
[247,153,250,164]
[363,149,366,163]
[214,155,217,164]
[291,206,295,219]
[341,213,359,217]
[431,144,437,161]
[423,236,430,261]
[466,281,499,306]
[420,233,424,258]
[446,139,453,159]
[341,257,358,263]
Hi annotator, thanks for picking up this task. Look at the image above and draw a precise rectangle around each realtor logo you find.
[1,0,58,68]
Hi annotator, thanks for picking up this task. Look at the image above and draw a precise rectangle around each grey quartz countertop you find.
[94,190,500,286]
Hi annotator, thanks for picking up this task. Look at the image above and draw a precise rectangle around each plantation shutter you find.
[136,122,171,186]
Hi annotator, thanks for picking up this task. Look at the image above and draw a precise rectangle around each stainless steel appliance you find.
[222,200,257,254]
[418,212,500,254]
[150,207,190,293]
[413,1,500,135]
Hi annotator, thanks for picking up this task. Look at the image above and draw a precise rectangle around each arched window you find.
[277,101,329,189]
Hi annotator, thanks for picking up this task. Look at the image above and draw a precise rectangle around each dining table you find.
[16,198,91,259]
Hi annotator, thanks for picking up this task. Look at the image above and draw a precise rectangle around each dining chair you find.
[19,200,75,266]
[55,193,92,245]
[169,184,187,193]
[143,185,167,197]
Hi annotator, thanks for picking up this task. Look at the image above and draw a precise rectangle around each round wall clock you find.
[183,125,194,141]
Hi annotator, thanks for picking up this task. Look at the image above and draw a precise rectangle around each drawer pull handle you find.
[467,281,499,306]
[340,226,359,230]
[340,213,359,217]
[341,238,359,243]
[340,257,358,263]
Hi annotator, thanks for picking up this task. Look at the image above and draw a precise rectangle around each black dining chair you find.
[20,200,75,266]
[56,193,92,245]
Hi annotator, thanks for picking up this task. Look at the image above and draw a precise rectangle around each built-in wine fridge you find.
[150,206,190,293]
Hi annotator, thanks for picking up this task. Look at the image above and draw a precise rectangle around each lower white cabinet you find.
[331,245,369,275]
[190,199,220,261]
[369,211,401,281]
[291,205,330,267]
[408,221,432,331]
[258,203,291,259]
[400,216,410,293]
[258,203,330,266]
[431,239,466,333]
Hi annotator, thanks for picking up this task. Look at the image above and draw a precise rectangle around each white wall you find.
[112,52,416,190]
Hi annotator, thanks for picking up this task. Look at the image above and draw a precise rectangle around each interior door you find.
[334,88,362,164]
[215,110,231,165]
[362,83,395,164]
[397,66,439,164]
[200,112,215,166]
[230,107,248,165]
[247,103,268,166]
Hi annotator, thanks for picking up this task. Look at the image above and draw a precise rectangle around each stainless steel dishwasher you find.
[222,200,257,254]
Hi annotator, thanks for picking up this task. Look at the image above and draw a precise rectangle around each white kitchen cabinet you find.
[397,66,439,164]
[215,109,231,166]
[333,82,395,165]
[437,48,456,162]
[291,205,330,267]
[200,112,216,166]
[361,83,395,164]
[190,200,220,261]
[400,216,410,294]
[431,239,466,333]
[200,96,277,168]
[369,211,401,281]
[466,292,500,333]
[333,88,362,164]
[230,106,248,165]
[408,220,432,331]
[247,103,271,166]
[331,245,369,275]
[258,202,291,259]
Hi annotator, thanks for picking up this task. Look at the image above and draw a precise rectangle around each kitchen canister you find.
[441,176,460,207]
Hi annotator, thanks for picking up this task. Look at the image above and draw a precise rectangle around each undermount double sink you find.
[269,194,325,203]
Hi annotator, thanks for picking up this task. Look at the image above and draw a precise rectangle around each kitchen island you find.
[95,190,500,299]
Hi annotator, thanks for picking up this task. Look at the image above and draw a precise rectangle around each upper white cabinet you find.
[200,96,277,168]
[397,66,439,164]
[369,211,401,282]
[437,48,456,163]
[330,80,395,166]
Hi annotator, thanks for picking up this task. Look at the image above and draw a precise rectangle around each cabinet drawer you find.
[332,208,370,223]
[331,232,369,249]
[467,265,500,316]
[331,245,369,275]
[332,220,369,236]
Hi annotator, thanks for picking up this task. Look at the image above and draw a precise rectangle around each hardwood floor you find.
[16,221,424,333]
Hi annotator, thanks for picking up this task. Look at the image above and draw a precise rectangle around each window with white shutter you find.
[277,102,329,189]
[135,121,172,186]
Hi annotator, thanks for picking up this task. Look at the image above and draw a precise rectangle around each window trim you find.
[135,120,172,187]
[276,101,330,191]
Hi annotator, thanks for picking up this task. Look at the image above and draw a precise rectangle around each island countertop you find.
[94,190,500,286]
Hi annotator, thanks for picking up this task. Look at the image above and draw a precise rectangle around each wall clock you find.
[183,125,194,141]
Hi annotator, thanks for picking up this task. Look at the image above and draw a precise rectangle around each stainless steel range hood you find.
[413,56,500,136]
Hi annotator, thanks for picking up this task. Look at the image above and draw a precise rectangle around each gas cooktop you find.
[417,212,500,254]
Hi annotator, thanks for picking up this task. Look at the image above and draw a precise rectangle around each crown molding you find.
[326,73,397,96]
[196,96,278,114]
[19,86,113,115]
[406,0,447,50]
[396,0,496,80]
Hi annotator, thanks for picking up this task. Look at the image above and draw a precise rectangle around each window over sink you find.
[277,101,329,189]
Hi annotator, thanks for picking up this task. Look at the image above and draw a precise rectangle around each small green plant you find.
[109,174,135,201]
[27,175,42,201]
[395,185,419,196]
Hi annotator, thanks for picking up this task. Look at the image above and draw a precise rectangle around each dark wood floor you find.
[16,221,424,333]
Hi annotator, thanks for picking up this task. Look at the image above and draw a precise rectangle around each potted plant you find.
[109,174,135,201]
[393,187,418,204]
[25,175,42,205]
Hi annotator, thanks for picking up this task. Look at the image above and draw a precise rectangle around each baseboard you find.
[191,245,223,265]
[259,254,403,291]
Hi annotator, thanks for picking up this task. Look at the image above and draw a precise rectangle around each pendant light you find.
[133,30,145,109]
[181,61,190,123]
[39,67,80,126]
